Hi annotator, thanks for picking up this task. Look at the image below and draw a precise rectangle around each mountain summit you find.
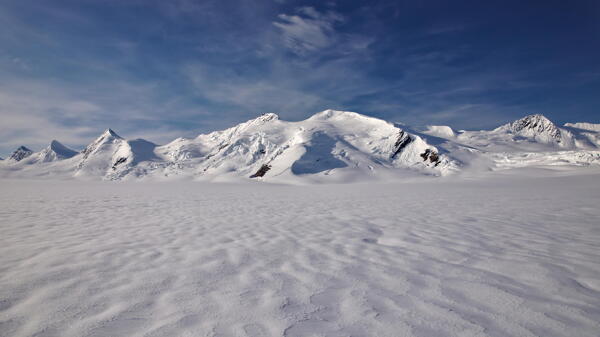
[34,140,78,163]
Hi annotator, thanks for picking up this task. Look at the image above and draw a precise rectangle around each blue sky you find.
[1,0,599,156]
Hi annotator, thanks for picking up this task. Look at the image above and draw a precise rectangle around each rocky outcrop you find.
[250,164,271,178]
[420,149,440,166]
[9,146,33,161]
[391,131,412,159]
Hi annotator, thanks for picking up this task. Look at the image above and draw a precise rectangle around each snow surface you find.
[1,169,600,337]
[420,125,456,138]
[564,122,600,132]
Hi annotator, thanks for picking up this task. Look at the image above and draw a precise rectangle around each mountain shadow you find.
[291,132,347,174]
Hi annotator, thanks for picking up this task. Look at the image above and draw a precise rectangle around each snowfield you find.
[1,169,600,337]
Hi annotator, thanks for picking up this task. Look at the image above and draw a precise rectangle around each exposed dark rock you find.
[391,131,412,159]
[112,157,128,170]
[420,149,440,166]
[206,143,230,160]
[509,114,563,142]
[9,146,33,161]
[250,164,271,178]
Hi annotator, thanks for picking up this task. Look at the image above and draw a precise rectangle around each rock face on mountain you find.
[1,110,599,182]
[495,114,573,146]
[8,146,33,162]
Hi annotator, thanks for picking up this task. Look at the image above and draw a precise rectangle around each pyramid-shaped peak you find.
[50,140,66,149]
[49,140,78,158]
[497,113,568,144]
[102,128,122,139]
[9,146,33,161]
[509,114,556,132]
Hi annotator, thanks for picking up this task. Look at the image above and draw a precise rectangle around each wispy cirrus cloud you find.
[273,6,344,55]
[0,76,209,155]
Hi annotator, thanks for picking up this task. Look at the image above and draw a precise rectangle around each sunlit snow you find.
[1,169,599,336]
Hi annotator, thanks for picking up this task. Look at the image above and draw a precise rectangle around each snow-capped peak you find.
[86,129,124,150]
[9,146,33,161]
[101,128,123,139]
[256,113,279,122]
[49,140,77,157]
[495,114,571,146]
[308,109,365,121]
[35,140,78,163]
[77,129,127,171]
[508,114,556,133]
[2,110,599,182]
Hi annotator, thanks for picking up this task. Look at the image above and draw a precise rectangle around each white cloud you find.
[273,7,343,55]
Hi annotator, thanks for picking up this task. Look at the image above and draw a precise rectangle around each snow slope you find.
[1,172,599,337]
[73,129,161,179]
[1,111,599,182]
[564,122,600,132]
[420,125,456,138]
[17,140,78,164]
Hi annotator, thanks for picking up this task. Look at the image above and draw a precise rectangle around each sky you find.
[1,0,599,156]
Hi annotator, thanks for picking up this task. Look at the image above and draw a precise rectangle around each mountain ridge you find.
[1,110,599,182]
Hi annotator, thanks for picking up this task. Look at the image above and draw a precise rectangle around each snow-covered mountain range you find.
[2,110,599,182]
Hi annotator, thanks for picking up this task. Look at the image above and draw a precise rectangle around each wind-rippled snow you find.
[1,172,600,337]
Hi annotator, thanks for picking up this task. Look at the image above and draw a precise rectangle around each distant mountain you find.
[75,129,159,179]
[156,110,456,182]
[1,110,599,182]
[28,140,78,163]
[8,146,33,162]
[494,114,573,146]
